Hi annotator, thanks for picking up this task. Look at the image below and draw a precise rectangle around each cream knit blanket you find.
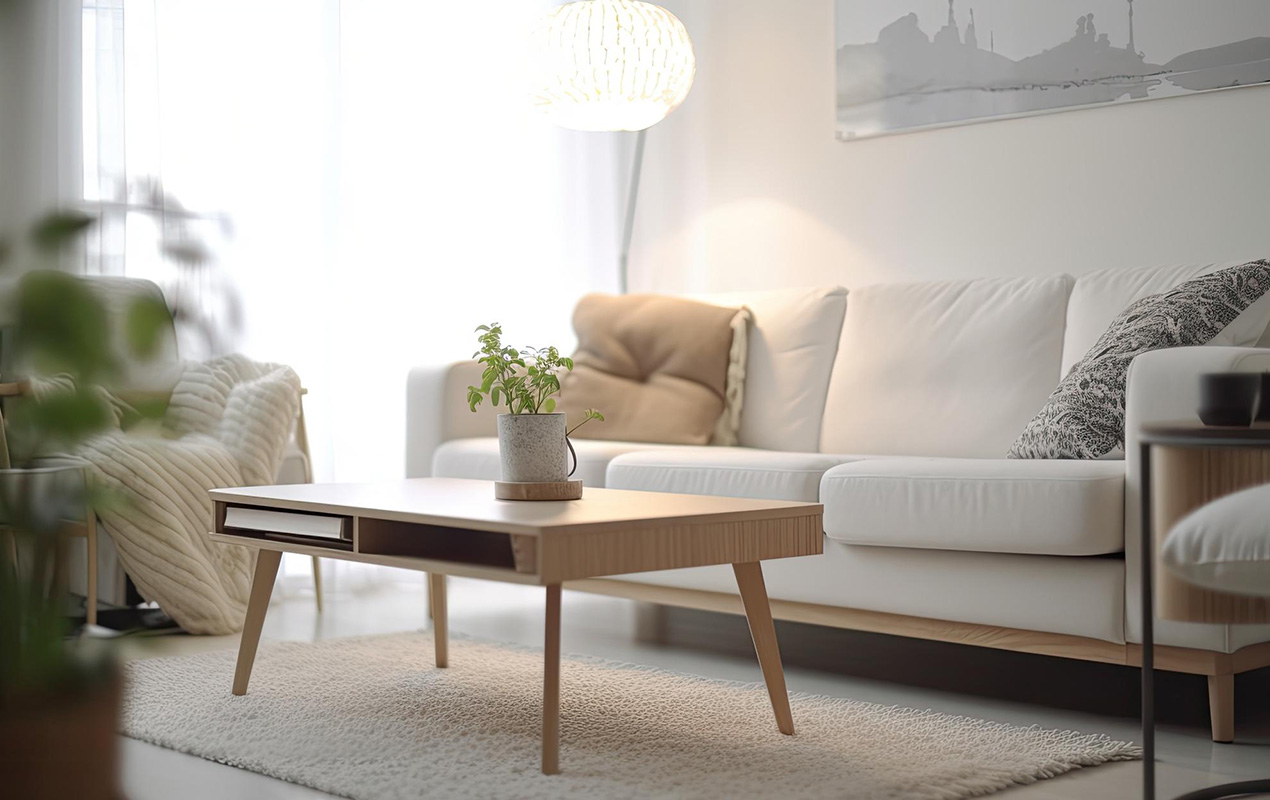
[67,355,301,634]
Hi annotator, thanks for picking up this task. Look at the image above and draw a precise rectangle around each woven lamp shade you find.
[531,0,696,132]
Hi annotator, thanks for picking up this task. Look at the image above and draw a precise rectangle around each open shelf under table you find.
[210,500,541,584]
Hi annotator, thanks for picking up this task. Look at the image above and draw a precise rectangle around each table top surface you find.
[210,478,822,537]
[1140,420,1270,447]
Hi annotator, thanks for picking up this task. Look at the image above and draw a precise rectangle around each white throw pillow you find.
[695,286,848,452]
[1163,483,1270,598]
[820,275,1073,459]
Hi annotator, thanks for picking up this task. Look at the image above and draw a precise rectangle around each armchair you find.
[0,276,321,624]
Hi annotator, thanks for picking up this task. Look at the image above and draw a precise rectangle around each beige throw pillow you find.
[560,294,748,445]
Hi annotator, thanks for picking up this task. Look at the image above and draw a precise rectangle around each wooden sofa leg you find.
[634,602,670,643]
[1208,673,1235,743]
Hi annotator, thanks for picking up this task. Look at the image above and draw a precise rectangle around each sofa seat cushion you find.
[432,438,678,487]
[607,448,863,502]
[820,458,1124,555]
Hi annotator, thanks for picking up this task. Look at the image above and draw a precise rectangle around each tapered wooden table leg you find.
[733,561,795,735]
[429,573,448,668]
[542,583,562,775]
[311,555,323,613]
[232,549,282,696]
[426,572,434,620]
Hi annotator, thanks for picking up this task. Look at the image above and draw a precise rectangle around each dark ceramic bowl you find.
[1198,372,1260,427]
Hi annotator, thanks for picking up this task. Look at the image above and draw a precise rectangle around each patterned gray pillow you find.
[1009,260,1270,459]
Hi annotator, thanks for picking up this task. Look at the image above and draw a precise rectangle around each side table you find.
[1139,422,1270,800]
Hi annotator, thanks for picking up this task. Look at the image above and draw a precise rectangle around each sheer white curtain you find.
[80,0,624,484]
[331,0,622,483]
[79,0,624,596]
[0,0,82,242]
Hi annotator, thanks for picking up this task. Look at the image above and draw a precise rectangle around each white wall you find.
[630,0,1270,294]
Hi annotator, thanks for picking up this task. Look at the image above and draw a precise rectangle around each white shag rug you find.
[122,632,1139,800]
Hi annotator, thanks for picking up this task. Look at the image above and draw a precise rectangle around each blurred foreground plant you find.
[0,210,172,799]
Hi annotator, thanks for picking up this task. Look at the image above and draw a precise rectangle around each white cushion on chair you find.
[274,441,310,485]
[1163,483,1270,598]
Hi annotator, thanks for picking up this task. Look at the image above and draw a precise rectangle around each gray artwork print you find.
[836,0,1270,139]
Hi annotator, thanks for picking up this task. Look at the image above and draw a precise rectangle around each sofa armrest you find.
[1126,347,1270,439]
[1123,346,1270,647]
[405,360,498,477]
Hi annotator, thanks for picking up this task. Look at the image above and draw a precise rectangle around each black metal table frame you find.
[1139,433,1270,800]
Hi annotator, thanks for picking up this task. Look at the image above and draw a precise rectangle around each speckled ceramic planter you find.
[497,413,568,483]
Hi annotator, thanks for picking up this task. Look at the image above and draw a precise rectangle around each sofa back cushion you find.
[560,294,744,445]
[696,286,848,452]
[1062,260,1270,377]
[819,275,1073,458]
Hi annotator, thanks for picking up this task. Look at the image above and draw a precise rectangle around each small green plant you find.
[466,323,604,435]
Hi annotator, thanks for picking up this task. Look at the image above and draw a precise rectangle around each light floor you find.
[118,576,1270,799]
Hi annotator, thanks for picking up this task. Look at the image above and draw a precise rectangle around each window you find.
[77,0,622,481]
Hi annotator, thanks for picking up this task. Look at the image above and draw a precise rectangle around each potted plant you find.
[466,323,602,483]
[0,211,177,798]
[0,467,121,800]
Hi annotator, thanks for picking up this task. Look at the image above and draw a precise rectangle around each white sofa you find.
[406,265,1270,741]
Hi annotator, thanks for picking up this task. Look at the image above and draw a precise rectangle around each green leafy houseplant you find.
[466,323,602,435]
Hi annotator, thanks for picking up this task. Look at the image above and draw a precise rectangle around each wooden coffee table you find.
[208,477,823,774]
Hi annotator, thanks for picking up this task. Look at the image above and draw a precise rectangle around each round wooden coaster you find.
[493,480,584,501]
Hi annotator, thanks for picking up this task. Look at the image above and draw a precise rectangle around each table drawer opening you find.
[358,518,534,572]
[218,504,354,551]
